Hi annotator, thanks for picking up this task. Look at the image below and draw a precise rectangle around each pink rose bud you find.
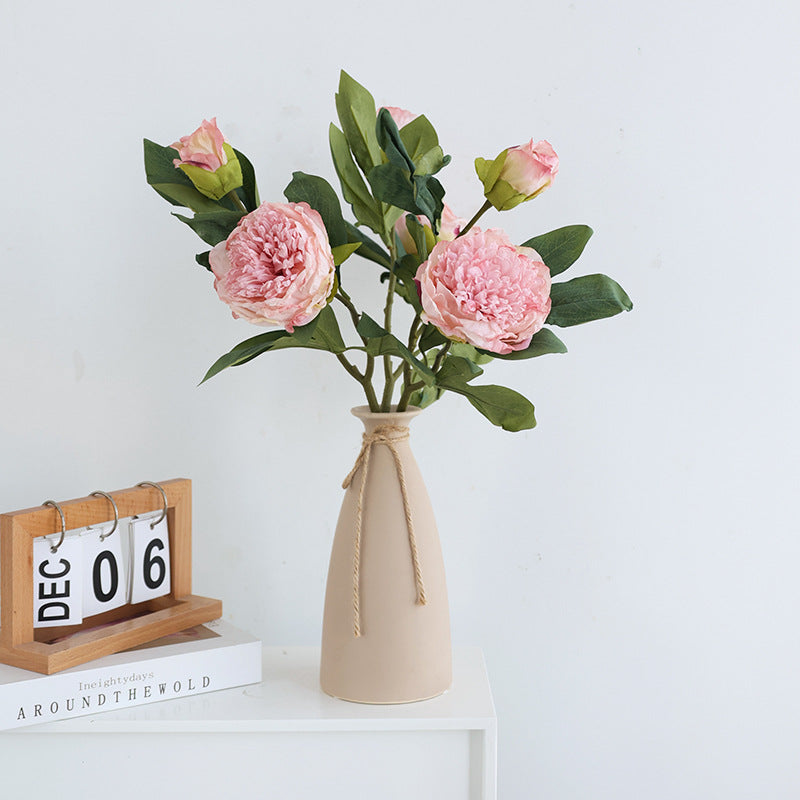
[415,228,551,354]
[475,139,559,211]
[381,106,419,129]
[171,118,243,201]
[209,202,336,333]
[394,204,466,255]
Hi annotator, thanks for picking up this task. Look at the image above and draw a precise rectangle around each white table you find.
[2,646,497,800]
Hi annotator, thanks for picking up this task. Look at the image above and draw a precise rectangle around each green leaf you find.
[399,115,439,164]
[276,305,346,353]
[331,242,361,266]
[547,274,633,327]
[344,222,392,267]
[436,372,537,431]
[233,147,260,211]
[144,138,192,186]
[521,225,593,277]
[399,115,450,176]
[196,251,211,271]
[368,162,417,212]
[151,182,222,214]
[416,147,450,177]
[418,324,448,352]
[408,384,443,409]
[478,328,568,361]
[460,385,537,431]
[200,306,346,384]
[412,174,445,231]
[367,165,445,231]
[201,330,288,383]
[405,215,430,260]
[356,314,434,384]
[436,355,483,383]
[173,209,243,245]
[284,171,347,247]
[474,151,507,194]
[329,124,384,233]
[449,341,494,366]
[376,108,415,172]
[335,71,382,177]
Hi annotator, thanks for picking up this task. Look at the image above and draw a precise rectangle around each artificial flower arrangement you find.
[143,71,631,431]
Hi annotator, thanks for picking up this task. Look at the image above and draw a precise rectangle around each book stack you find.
[0,618,261,730]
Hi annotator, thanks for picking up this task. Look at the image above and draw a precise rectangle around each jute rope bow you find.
[342,423,427,637]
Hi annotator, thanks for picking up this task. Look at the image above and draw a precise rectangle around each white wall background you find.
[2,0,799,796]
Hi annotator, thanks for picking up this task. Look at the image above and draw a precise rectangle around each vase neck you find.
[351,406,422,435]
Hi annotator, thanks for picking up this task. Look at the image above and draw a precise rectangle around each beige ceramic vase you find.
[320,406,452,703]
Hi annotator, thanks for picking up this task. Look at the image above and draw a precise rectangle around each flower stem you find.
[432,342,451,372]
[227,191,248,214]
[458,199,492,238]
[336,353,379,411]
[397,379,425,412]
[380,241,399,411]
[336,292,366,344]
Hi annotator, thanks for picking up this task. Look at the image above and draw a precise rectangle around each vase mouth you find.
[351,405,423,421]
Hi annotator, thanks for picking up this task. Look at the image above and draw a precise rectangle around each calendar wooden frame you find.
[0,478,222,674]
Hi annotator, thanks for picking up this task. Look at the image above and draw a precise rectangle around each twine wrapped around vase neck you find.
[342,423,427,638]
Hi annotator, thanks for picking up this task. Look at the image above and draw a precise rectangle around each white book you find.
[0,618,261,730]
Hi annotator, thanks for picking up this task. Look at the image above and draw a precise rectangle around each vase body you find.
[320,406,452,703]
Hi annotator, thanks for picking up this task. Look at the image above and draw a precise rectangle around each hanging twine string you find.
[342,423,427,637]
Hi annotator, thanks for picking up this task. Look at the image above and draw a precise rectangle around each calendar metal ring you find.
[42,500,67,553]
[136,481,168,529]
[91,490,119,540]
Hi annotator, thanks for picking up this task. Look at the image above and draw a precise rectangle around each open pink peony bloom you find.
[415,228,551,354]
[209,202,336,332]
[382,106,419,128]
[500,139,559,198]
[171,118,228,171]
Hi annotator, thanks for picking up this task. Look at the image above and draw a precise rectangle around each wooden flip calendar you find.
[0,478,222,674]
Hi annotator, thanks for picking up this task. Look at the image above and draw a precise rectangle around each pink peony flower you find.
[209,202,336,332]
[172,118,228,171]
[382,106,419,129]
[394,204,467,255]
[500,139,559,198]
[415,228,551,354]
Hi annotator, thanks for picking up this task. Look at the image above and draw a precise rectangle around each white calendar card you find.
[129,512,171,603]
[80,523,129,617]
[33,533,84,628]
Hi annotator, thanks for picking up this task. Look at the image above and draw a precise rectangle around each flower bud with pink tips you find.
[394,204,467,255]
[475,139,559,211]
[171,118,243,201]
[381,106,419,129]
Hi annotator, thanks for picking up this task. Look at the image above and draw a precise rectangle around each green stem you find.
[364,354,378,410]
[397,379,425,412]
[335,292,366,344]
[227,191,248,215]
[432,342,451,373]
[336,353,379,411]
[380,240,399,411]
[334,291,378,410]
[458,199,492,238]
